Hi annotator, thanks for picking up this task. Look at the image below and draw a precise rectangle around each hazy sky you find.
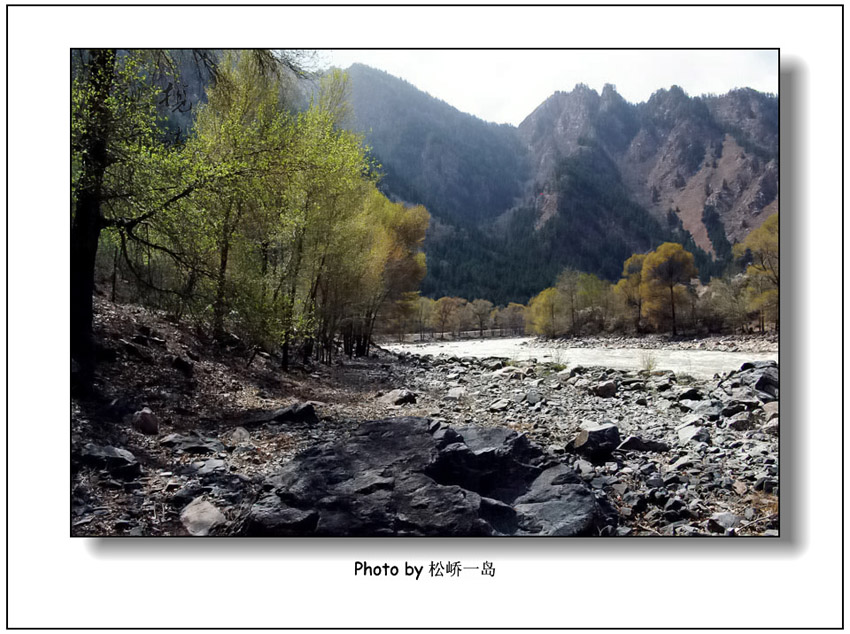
[318,50,777,126]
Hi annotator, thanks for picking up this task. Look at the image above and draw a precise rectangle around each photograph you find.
[70,48,780,538]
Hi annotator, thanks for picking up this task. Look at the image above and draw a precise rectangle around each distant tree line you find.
[380,216,777,342]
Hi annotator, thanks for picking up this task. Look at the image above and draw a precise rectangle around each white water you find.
[386,337,778,379]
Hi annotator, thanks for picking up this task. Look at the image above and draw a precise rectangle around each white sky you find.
[318,50,778,126]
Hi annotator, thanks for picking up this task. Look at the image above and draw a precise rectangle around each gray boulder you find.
[446,387,466,400]
[707,512,741,533]
[489,399,509,412]
[245,418,615,537]
[595,381,618,398]
[380,389,417,406]
[617,435,670,453]
[80,443,141,479]
[132,407,160,435]
[573,423,621,460]
[180,498,226,536]
[160,432,225,454]
[272,402,319,423]
[678,426,710,445]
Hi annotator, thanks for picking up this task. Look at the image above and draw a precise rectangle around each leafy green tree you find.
[702,275,750,333]
[71,49,301,384]
[72,50,179,382]
[734,213,779,331]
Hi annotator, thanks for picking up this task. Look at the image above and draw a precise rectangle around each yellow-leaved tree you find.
[528,287,563,338]
[641,242,698,335]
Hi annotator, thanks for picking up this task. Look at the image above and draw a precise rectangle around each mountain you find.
[343,65,778,304]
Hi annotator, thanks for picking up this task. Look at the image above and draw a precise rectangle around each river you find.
[386,337,778,379]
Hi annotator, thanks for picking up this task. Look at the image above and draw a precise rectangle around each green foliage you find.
[87,50,430,366]
[702,204,733,262]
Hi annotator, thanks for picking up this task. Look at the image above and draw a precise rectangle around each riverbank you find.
[72,299,778,536]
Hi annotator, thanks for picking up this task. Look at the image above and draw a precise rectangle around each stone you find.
[160,433,225,454]
[180,498,226,536]
[664,497,688,514]
[100,397,138,421]
[727,413,754,431]
[762,401,780,420]
[573,423,621,460]
[132,407,160,435]
[489,399,510,412]
[762,420,779,436]
[616,435,670,453]
[670,456,694,471]
[692,402,722,421]
[525,390,543,406]
[678,426,710,445]
[677,387,703,401]
[731,362,779,400]
[707,512,741,533]
[676,414,704,430]
[197,459,227,475]
[80,444,141,479]
[574,459,594,477]
[722,402,747,418]
[482,358,505,371]
[595,381,617,398]
[246,418,615,537]
[120,339,153,363]
[379,389,417,406]
[446,387,466,400]
[224,427,251,445]
[677,399,701,412]
[171,355,194,375]
[755,477,778,494]
[272,402,319,424]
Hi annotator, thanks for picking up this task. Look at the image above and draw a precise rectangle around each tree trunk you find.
[213,202,241,340]
[669,285,677,336]
[212,237,230,339]
[71,49,116,386]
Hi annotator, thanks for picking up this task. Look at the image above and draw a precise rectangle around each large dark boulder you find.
[245,418,616,536]
[572,423,622,460]
[724,361,779,401]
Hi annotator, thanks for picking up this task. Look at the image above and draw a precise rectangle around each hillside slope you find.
[344,68,778,302]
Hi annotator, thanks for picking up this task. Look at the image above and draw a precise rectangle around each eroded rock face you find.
[246,417,616,537]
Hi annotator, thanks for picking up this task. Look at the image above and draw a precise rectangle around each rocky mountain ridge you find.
[344,65,778,300]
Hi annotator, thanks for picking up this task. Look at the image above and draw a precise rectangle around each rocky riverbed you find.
[72,301,779,537]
